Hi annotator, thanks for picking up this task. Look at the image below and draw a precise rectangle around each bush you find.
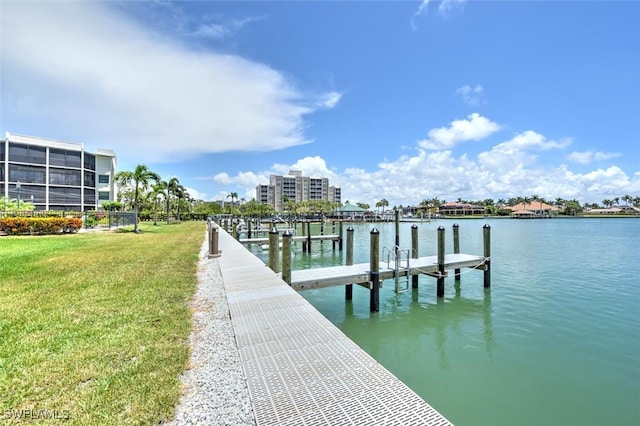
[0,217,83,235]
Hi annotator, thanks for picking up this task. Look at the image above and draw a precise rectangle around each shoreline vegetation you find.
[0,221,203,425]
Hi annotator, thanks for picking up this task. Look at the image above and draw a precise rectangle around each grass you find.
[0,221,205,425]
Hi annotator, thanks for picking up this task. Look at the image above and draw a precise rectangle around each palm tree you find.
[166,177,180,224]
[150,182,166,226]
[226,192,239,214]
[377,198,389,217]
[115,164,160,233]
[174,184,189,221]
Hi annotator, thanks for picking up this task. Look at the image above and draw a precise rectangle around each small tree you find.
[115,164,160,233]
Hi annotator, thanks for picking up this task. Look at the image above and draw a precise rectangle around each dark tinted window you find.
[50,148,81,168]
[9,164,46,184]
[9,143,46,164]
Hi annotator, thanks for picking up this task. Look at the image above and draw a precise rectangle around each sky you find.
[2,0,639,206]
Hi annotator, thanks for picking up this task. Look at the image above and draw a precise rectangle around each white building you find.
[256,169,341,212]
[1,132,117,211]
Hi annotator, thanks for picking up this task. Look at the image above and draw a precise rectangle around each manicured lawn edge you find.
[0,221,204,425]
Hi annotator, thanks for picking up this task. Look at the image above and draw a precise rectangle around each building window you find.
[9,164,46,184]
[84,153,96,171]
[98,174,110,184]
[9,143,46,164]
[84,188,96,203]
[84,171,96,188]
[50,148,81,168]
[49,186,81,204]
[98,191,110,201]
[49,168,81,186]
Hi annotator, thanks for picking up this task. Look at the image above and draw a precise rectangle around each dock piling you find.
[370,228,380,312]
[268,227,279,273]
[483,224,491,288]
[282,230,292,284]
[437,226,445,298]
[453,223,460,282]
[411,224,419,289]
[346,227,354,300]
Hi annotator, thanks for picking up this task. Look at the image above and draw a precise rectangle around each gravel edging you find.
[166,240,256,426]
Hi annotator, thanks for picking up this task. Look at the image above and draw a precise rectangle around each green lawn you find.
[0,221,205,425]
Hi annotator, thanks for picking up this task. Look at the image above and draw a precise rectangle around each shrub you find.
[0,217,83,235]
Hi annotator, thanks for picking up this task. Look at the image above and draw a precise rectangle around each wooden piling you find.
[483,224,491,288]
[411,224,419,289]
[346,227,354,300]
[306,221,312,253]
[339,220,344,251]
[453,223,460,282]
[247,218,252,239]
[268,227,279,273]
[282,230,292,284]
[370,228,380,312]
[437,226,445,298]
[394,209,400,249]
[301,220,307,252]
[232,219,238,240]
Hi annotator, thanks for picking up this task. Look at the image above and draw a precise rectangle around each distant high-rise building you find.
[255,169,341,212]
[1,132,117,211]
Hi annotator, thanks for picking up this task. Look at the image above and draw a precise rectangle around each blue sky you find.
[2,0,639,205]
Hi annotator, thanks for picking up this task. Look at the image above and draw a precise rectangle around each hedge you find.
[0,217,83,235]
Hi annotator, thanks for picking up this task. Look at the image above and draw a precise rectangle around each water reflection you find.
[314,275,496,373]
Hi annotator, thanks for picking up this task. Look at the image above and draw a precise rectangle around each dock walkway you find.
[217,228,452,425]
[290,253,486,291]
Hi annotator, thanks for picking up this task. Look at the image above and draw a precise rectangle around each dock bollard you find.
[483,224,491,288]
[268,227,279,273]
[437,226,445,298]
[282,230,292,285]
[370,228,380,312]
[345,227,354,300]
[208,223,221,258]
[453,223,460,282]
[411,224,419,289]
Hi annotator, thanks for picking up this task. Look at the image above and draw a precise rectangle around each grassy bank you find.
[0,221,204,425]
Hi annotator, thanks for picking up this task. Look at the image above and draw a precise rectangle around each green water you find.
[250,218,640,425]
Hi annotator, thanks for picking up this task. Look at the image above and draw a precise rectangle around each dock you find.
[290,253,487,290]
[239,234,340,245]
[216,226,453,425]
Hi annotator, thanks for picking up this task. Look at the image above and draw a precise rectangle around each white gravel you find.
[166,240,256,426]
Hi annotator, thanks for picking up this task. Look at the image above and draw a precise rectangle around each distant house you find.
[585,205,640,215]
[507,201,560,218]
[333,202,368,221]
[438,202,485,216]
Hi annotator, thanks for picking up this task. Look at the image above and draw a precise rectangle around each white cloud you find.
[439,0,466,15]
[411,1,432,31]
[1,2,337,164]
[418,113,501,150]
[213,147,639,206]
[411,0,466,29]
[566,150,621,164]
[192,16,265,39]
[456,84,485,106]
[317,92,343,109]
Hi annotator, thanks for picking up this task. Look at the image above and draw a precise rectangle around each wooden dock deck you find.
[289,253,487,290]
[216,226,452,425]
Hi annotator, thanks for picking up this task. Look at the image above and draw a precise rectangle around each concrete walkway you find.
[217,228,453,425]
